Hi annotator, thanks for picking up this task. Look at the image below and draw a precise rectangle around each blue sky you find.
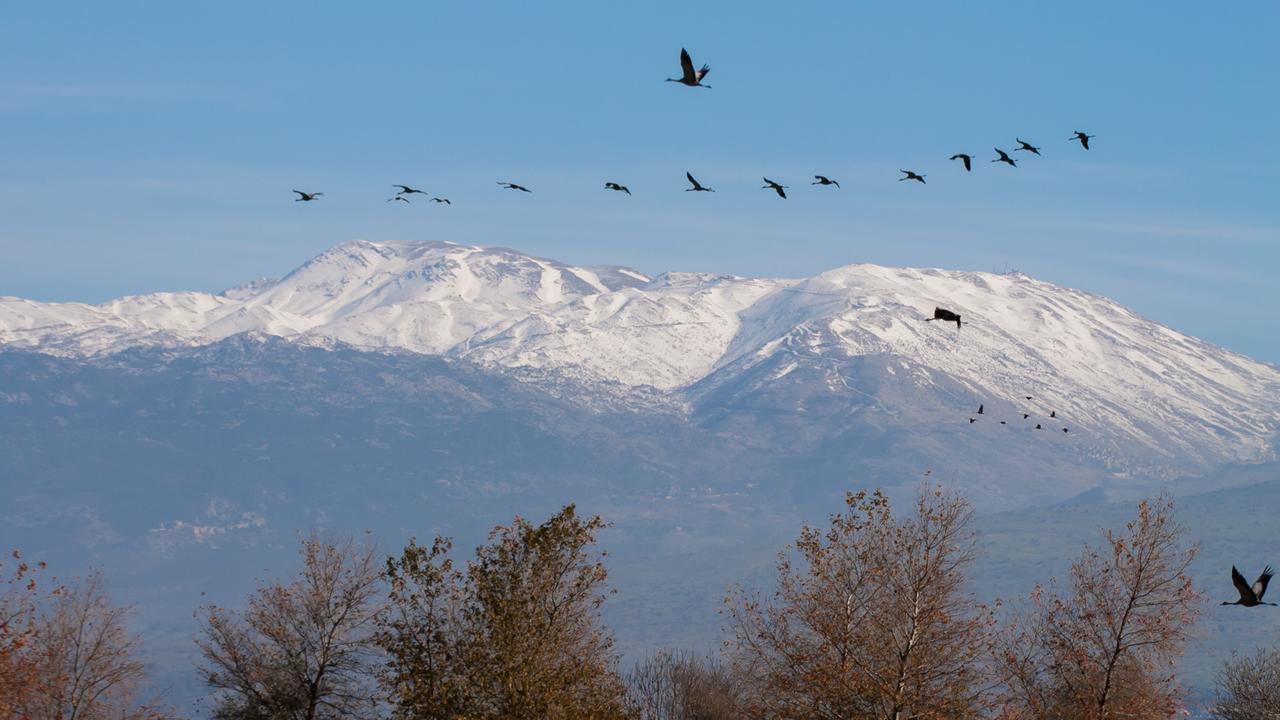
[1,2,1277,361]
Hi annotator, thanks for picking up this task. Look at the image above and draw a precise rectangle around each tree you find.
[196,533,384,720]
[1209,648,1280,720]
[726,487,996,720]
[1,550,47,717]
[627,649,741,720]
[997,497,1202,720]
[378,505,631,720]
[18,569,169,720]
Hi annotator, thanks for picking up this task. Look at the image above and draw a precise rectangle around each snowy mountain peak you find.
[1,240,1277,477]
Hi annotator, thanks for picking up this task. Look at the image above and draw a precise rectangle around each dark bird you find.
[899,170,926,184]
[1050,411,1057,418]
[977,404,985,415]
[431,197,451,204]
[950,153,973,172]
[762,177,788,199]
[1069,131,1095,150]
[1222,566,1276,607]
[666,48,711,88]
[924,306,962,330]
[812,175,840,188]
[1035,424,1042,430]
[604,182,631,195]
[386,195,410,204]
[393,184,428,197]
[1025,396,1033,400]
[685,172,714,192]
[969,418,977,424]
[1022,413,1030,420]
[992,148,1017,167]
[497,182,532,193]
[1015,138,1041,155]
[1062,428,1069,433]
[999,421,1007,425]
[292,190,323,202]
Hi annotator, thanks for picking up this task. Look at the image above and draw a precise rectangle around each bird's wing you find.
[680,49,696,81]
[776,186,786,198]
[292,190,305,198]
[621,186,630,194]
[686,172,698,187]
[1232,566,1255,601]
[696,64,710,81]
[393,185,410,192]
[962,157,971,170]
[1255,566,1274,600]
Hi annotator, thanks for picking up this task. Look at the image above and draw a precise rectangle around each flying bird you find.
[497,182,532,193]
[685,172,714,192]
[977,404,985,415]
[1015,138,1041,155]
[604,182,631,195]
[1024,396,1033,400]
[431,197,451,204]
[393,184,428,196]
[666,48,711,88]
[1050,411,1057,418]
[992,148,1017,167]
[812,175,840,188]
[386,195,410,204]
[969,418,977,424]
[762,177,788,199]
[1022,413,1030,420]
[292,190,323,202]
[1069,131,1095,150]
[1035,424,1042,430]
[924,306,962,330]
[1062,428,1069,433]
[1222,566,1276,607]
[999,421,1007,425]
[950,153,973,172]
[899,170,926,184]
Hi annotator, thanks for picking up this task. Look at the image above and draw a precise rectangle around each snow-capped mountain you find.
[2,239,1277,478]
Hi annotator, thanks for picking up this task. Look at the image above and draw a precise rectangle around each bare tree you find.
[726,487,996,720]
[998,497,1202,720]
[19,569,169,720]
[627,649,741,720]
[1209,648,1280,720]
[196,533,383,720]
[379,505,631,720]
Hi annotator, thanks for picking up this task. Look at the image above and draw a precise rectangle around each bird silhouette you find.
[924,306,962,330]
[812,175,840,188]
[992,148,1017,167]
[431,197,451,204]
[999,421,1007,425]
[685,172,714,192]
[497,182,532,193]
[1050,411,1057,418]
[667,48,711,88]
[1035,424,1042,430]
[977,404,984,415]
[292,190,323,202]
[762,177,788,199]
[1022,413,1030,420]
[393,184,428,197]
[1024,396,1033,400]
[899,170,926,184]
[386,195,410,204]
[1070,131,1095,150]
[1222,566,1276,607]
[1062,428,1069,433]
[1015,138,1041,155]
[969,418,977,424]
[604,182,631,195]
[950,153,973,172]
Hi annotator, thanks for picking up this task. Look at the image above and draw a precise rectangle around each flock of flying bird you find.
[293,48,1269,607]
[290,48,1095,205]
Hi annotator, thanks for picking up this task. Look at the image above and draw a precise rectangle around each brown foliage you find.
[0,551,47,717]
[195,533,384,720]
[627,649,742,720]
[997,497,1202,720]
[378,504,630,720]
[726,487,996,720]
[1209,647,1280,720]
[17,570,170,720]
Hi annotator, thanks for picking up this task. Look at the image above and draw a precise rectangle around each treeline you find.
[1,488,1276,719]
